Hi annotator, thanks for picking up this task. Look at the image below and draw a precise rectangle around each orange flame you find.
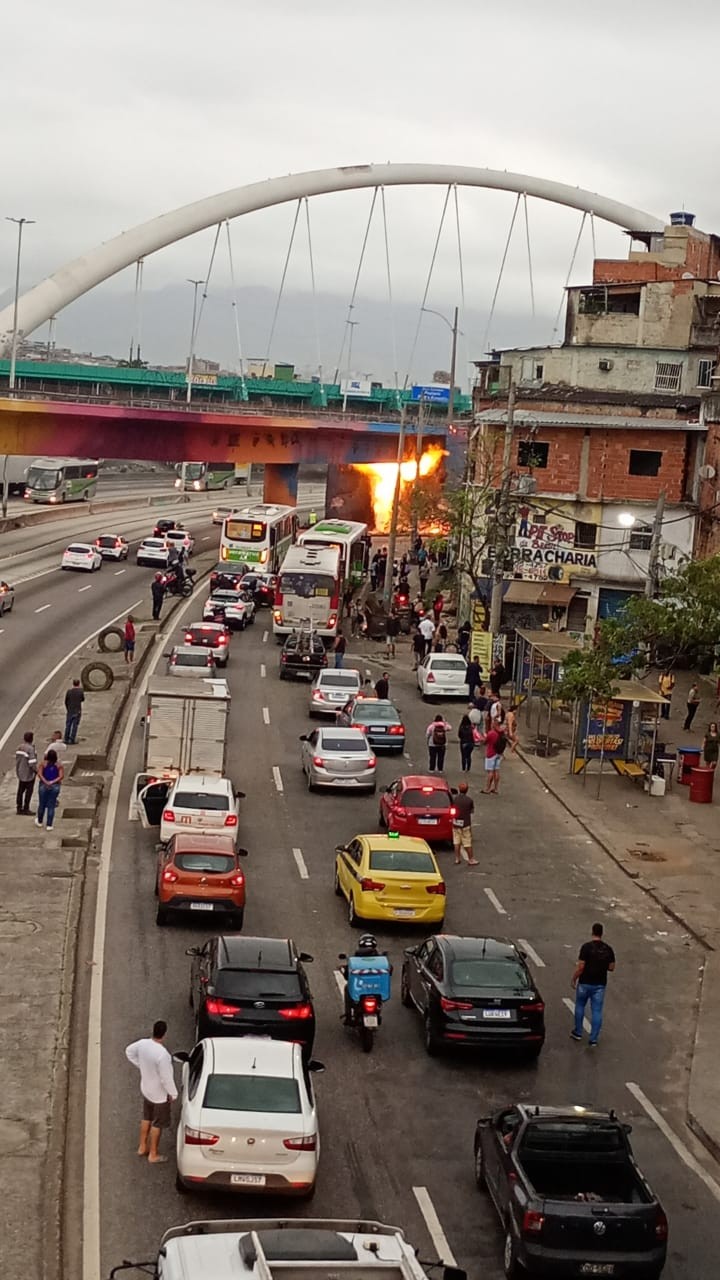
[353,446,446,532]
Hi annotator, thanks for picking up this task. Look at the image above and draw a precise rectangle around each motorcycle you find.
[162,566,195,598]
[338,950,392,1053]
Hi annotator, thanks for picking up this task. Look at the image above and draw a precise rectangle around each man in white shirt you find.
[419,614,435,657]
[125,1020,177,1163]
[43,730,65,765]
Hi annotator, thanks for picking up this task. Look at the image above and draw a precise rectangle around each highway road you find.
[71,604,720,1279]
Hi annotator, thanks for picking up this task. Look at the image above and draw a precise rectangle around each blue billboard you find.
[411,384,451,404]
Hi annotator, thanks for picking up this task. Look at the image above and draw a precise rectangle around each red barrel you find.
[679,746,702,784]
[690,767,715,804]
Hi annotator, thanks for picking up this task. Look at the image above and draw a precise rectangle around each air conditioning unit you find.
[598,358,614,372]
[515,474,537,495]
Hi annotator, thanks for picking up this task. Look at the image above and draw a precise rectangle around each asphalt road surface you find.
[78,612,720,1279]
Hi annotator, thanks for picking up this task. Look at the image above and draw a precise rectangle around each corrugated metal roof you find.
[475,409,704,431]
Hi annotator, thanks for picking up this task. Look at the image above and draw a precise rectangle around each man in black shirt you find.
[570,922,616,1047]
[374,672,390,700]
[450,782,479,866]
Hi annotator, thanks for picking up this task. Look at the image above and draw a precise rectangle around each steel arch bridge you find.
[0,163,664,352]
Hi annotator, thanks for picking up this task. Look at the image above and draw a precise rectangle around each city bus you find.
[297,519,370,587]
[175,461,246,491]
[219,503,298,573]
[273,543,343,639]
[24,457,99,504]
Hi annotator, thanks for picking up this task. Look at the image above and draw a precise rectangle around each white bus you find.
[175,461,246,491]
[297,519,370,588]
[24,457,99,504]
[219,503,298,572]
[273,543,343,639]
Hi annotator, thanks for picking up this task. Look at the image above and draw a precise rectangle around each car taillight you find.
[205,998,241,1016]
[312,756,325,767]
[655,1209,668,1242]
[426,672,436,683]
[426,881,446,895]
[449,806,457,817]
[184,1127,219,1146]
[357,723,368,733]
[522,1210,545,1235]
[440,996,473,1011]
[184,633,192,642]
[360,877,386,891]
[520,1001,545,1014]
[389,724,404,735]
[312,691,325,700]
[230,872,245,887]
[224,813,238,827]
[283,1135,317,1150]
[368,757,377,768]
[279,1003,313,1020]
[162,868,178,883]
[163,809,175,823]
[327,615,337,629]
[361,995,379,1012]
[206,656,214,665]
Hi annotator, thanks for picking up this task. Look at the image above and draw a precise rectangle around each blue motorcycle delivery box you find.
[347,954,392,1003]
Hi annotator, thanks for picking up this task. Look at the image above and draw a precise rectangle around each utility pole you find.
[7,216,35,392]
[489,379,516,635]
[382,403,408,611]
[185,278,204,405]
[447,305,458,424]
[646,489,666,599]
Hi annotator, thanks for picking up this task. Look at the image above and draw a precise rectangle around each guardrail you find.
[0,489,198,537]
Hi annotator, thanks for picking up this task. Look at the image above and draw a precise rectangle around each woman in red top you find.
[432,593,444,625]
[124,614,136,665]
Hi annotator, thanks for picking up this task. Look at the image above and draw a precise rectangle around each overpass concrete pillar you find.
[263,463,299,506]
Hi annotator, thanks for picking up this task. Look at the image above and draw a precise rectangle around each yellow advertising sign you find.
[470,629,494,672]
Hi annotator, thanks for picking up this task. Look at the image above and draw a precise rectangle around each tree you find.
[620,556,720,662]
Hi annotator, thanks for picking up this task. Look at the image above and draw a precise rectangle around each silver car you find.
[299,726,377,793]
[309,667,363,716]
[166,645,216,677]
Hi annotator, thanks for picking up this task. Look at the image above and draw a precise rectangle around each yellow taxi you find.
[334,833,446,928]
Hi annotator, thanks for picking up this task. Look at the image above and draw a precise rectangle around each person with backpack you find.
[425,714,452,773]
[483,719,508,794]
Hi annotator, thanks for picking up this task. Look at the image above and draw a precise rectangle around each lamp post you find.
[420,304,460,421]
[185,278,205,405]
[6,216,35,393]
[618,492,666,598]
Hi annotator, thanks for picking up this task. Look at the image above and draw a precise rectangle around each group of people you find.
[424,693,516,791]
[657,667,720,766]
[14,678,87,829]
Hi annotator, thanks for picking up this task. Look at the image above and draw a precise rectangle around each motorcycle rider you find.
[341,934,381,1025]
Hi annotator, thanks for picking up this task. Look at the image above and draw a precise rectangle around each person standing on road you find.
[333,632,347,669]
[483,720,507,794]
[458,714,475,772]
[36,748,64,830]
[703,722,720,768]
[124,614,136,665]
[125,1020,178,1164]
[419,614,435,658]
[374,672,390,700]
[412,627,426,671]
[570,922,616,1047]
[43,730,65,765]
[489,660,505,698]
[64,679,85,746]
[432,592,444,626]
[15,730,38,816]
[426,713,452,773]
[465,657,482,701]
[151,572,166,621]
[684,680,701,731]
[658,669,675,720]
[450,781,478,866]
[418,563,430,595]
[385,609,400,659]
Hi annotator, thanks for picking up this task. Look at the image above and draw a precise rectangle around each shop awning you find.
[537,584,577,606]
[504,581,544,604]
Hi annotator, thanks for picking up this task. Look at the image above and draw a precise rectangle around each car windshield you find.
[216,970,303,1000]
[67,545,91,554]
[173,791,228,810]
[319,674,360,688]
[369,849,436,873]
[429,658,467,672]
[403,788,451,809]
[174,853,235,874]
[450,959,530,990]
[173,652,211,666]
[320,736,368,753]
[203,1074,300,1114]
[353,703,397,722]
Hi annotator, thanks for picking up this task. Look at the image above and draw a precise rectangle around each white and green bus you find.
[220,503,298,573]
[297,519,370,587]
[24,457,99,504]
[175,461,248,491]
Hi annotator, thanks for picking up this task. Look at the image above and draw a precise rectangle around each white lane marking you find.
[34,603,52,613]
[484,886,507,915]
[260,663,266,678]
[262,707,270,725]
[562,995,592,1035]
[0,628,4,635]
[83,580,204,1280]
[626,1082,720,1204]
[201,535,210,541]
[517,939,546,968]
[412,1186,457,1267]
[272,765,283,792]
[292,847,309,879]
[114,569,126,576]
[78,584,92,593]
[14,566,59,585]
[333,969,346,999]
[263,629,268,643]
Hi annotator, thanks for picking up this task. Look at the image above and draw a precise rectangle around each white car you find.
[137,537,171,567]
[166,645,217,677]
[159,773,240,844]
[300,725,376,792]
[212,504,243,526]
[417,653,469,699]
[202,589,255,630]
[166,528,195,555]
[61,542,102,572]
[175,1037,321,1196]
[94,533,129,560]
[309,668,363,716]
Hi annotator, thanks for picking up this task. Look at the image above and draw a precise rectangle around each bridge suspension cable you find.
[194,222,223,352]
[380,186,399,394]
[452,184,469,393]
[482,192,521,358]
[552,210,587,341]
[523,194,536,319]
[403,184,452,389]
[304,197,322,384]
[265,199,302,376]
[333,187,378,384]
[128,258,144,365]
[224,219,247,391]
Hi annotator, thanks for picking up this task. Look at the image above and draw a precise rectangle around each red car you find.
[378,774,455,845]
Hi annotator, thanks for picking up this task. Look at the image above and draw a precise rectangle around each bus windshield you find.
[26,466,61,490]
[280,572,334,599]
[183,463,205,479]
[226,519,267,543]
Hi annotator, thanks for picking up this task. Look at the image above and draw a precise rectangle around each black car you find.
[210,562,248,592]
[279,631,328,680]
[187,934,316,1053]
[153,517,177,537]
[240,572,277,607]
[401,935,545,1058]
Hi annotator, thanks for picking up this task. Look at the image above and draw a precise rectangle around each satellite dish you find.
[699,464,716,481]
[681,272,695,279]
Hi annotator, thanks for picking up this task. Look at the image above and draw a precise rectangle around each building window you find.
[629,522,653,551]
[575,521,597,548]
[518,440,549,468]
[654,361,682,392]
[535,364,544,381]
[629,449,662,477]
[697,358,716,389]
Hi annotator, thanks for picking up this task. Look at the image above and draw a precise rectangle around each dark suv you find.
[210,562,248,592]
[187,934,316,1054]
[279,631,328,680]
[153,517,177,537]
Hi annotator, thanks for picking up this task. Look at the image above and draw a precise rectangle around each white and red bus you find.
[273,543,343,640]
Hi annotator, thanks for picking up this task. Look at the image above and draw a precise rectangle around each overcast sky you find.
[2,0,719,382]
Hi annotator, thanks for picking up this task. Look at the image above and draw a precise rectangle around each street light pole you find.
[185,278,204,405]
[646,489,666,599]
[489,379,516,635]
[382,402,408,611]
[447,305,458,423]
[6,216,35,393]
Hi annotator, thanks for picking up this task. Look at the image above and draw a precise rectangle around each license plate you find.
[394,908,416,918]
[482,1009,512,1019]
[370,727,385,733]
[363,1015,379,1028]
[580,1266,615,1277]
[230,1173,266,1186]
[418,817,438,825]
[179,816,193,824]
[190,902,214,911]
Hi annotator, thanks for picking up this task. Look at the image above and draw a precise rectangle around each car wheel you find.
[423,1013,440,1056]
[175,1172,190,1195]
[348,893,362,928]
[230,910,244,931]
[187,985,194,1010]
[333,864,342,896]
[503,1226,525,1279]
[306,771,315,793]
[240,617,246,630]
[155,907,168,926]
[400,967,413,1007]
[298,1180,317,1200]
[378,806,386,827]
[474,1141,487,1189]
[524,1044,543,1062]
[279,669,287,680]
[249,612,255,625]
[0,599,4,617]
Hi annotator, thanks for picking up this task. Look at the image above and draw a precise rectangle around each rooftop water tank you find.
[669,211,696,227]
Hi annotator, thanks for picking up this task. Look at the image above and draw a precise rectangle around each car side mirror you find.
[185,946,201,956]
[518,950,527,960]
[235,790,246,800]
[308,1060,325,1074]
[299,735,308,742]
[403,947,416,957]
[173,1051,190,1064]
[623,1123,633,1135]
[335,844,347,856]
[338,952,347,962]
[299,951,314,963]
[237,847,249,857]
[162,652,171,658]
